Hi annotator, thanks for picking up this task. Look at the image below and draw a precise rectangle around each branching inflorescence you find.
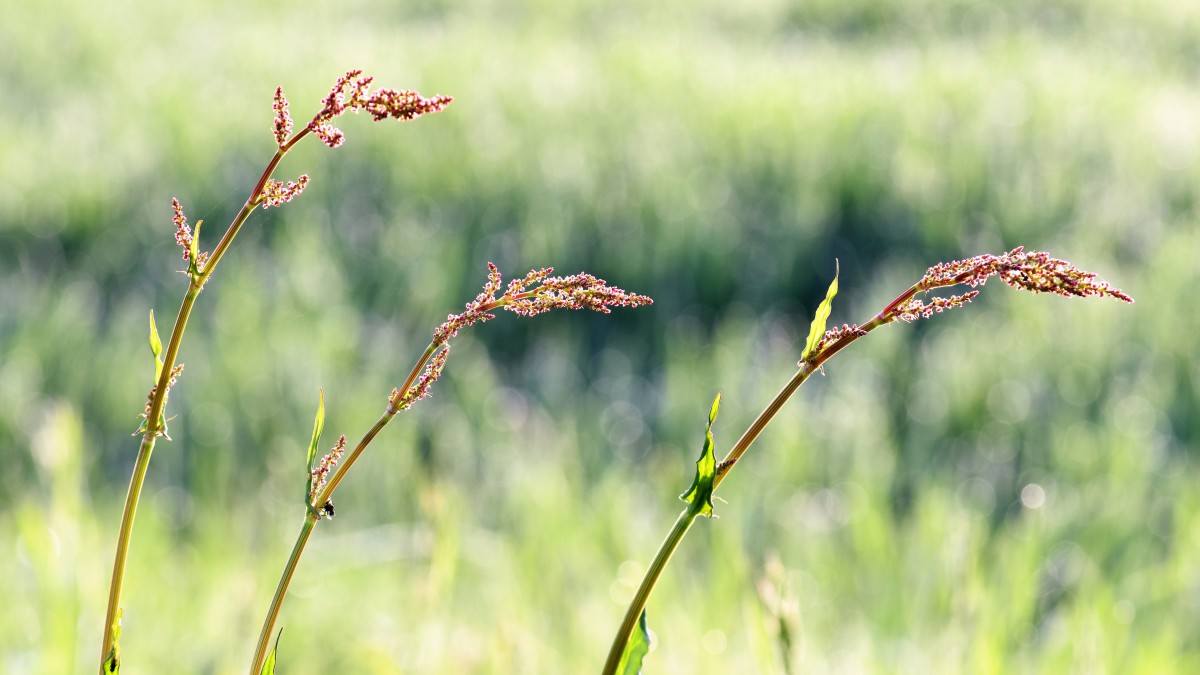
[251,261,650,674]
[604,247,1131,675]
[102,70,454,675]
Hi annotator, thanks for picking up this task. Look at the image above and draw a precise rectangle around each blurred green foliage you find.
[2,0,1196,671]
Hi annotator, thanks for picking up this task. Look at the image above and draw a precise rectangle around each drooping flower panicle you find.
[260,175,310,208]
[306,69,453,149]
[800,247,1132,365]
[918,246,1133,303]
[505,271,654,317]
[432,263,653,347]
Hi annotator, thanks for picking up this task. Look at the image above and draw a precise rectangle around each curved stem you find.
[98,135,303,672]
[246,342,437,673]
[602,506,699,675]
[604,279,931,670]
[99,286,200,670]
[249,515,318,675]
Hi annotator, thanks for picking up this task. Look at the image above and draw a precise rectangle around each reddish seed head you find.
[260,175,310,208]
[272,86,293,149]
[306,69,453,149]
[308,434,348,504]
[389,346,451,413]
[432,263,652,346]
[896,291,980,323]
[919,247,1133,303]
[171,198,192,261]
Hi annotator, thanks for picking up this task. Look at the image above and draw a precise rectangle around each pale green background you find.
[2,0,1196,672]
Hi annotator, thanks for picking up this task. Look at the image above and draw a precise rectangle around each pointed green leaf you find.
[189,219,203,275]
[259,627,283,675]
[149,310,164,380]
[801,261,839,361]
[616,609,651,675]
[304,390,325,503]
[680,393,721,517]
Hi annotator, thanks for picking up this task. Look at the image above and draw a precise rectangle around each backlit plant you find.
[96,70,1134,675]
[604,247,1132,674]
[97,70,651,674]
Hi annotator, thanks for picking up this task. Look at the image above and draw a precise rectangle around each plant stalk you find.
[249,514,318,675]
[99,142,296,672]
[603,279,932,670]
[248,342,436,673]
[601,505,701,675]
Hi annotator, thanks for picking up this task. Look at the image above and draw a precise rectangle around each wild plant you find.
[98,70,651,674]
[603,248,1132,674]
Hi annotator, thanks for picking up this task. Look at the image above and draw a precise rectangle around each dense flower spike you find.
[170,198,209,272]
[809,323,868,359]
[307,435,347,506]
[361,87,455,122]
[272,87,293,149]
[138,364,184,439]
[306,69,453,149]
[503,269,653,317]
[918,247,1134,302]
[896,292,980,322]
[388,346,451,413]
[172,198,192,260]
[260,175,310,208]
[432,263,653,346]
[432,263,504,345]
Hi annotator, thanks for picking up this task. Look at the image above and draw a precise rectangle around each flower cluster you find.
[307,435,347,508]
[388,346,451,414]
[504,270,654,317]
[304,69,453,149]
[919,246,1133,303]
[259,175,310,208]
[171,199,209,272]
[433,264,505,346]
[802,323,868,365]
[138,364,184,439]
[272,86,293,149]
[172,198,192,258]
[431,263,654,346]
[895,292,980,323]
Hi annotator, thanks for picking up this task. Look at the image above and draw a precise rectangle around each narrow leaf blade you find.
[679,393,721,517]
[306,390,325,471]
[149,310,164,380]
[304,390,325,502]
[616,609,652,675]
[259,628,283,675]
[189,220,203,275]
[801,261,839,361]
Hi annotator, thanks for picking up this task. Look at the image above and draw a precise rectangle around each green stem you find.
[98,137,301,672]
[248,342,437,673]
[249,515,318,675]
[601,505,701,675]
[604,278,933,670]
[99,286,200,671]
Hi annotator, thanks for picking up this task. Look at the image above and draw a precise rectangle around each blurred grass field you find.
[2,0,1198,672]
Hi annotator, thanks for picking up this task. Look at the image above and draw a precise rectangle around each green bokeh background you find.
[3,0,1196,672]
